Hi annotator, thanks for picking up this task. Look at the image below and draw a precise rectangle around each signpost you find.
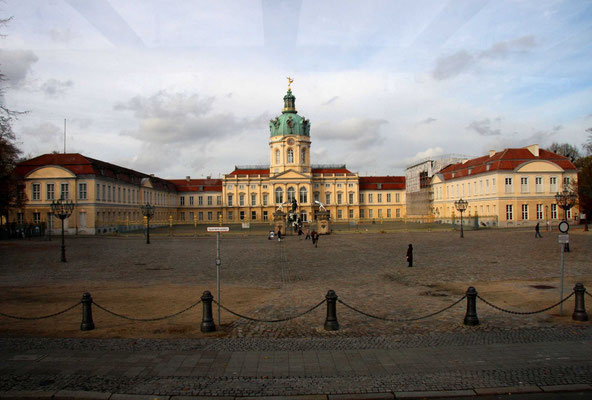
[558,225,570,316]
[207,226,230,324]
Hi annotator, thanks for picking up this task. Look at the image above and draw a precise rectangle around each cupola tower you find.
[269,78,311,175]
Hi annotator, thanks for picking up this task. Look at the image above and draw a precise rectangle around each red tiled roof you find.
[229,169,270,176]
[312,168,352,174]
[359,176,405,190]
[168,179,222,192]
[15,153,177,191]
[438,147,577,181]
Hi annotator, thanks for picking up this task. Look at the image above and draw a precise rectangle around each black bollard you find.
[463,287,479,326]
[324,290,339,331]
[80,292,95,331]
[572,283,589,322]
[200,290,216,332]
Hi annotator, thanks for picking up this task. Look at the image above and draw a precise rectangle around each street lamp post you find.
[140,203,155,244]
[555,188,577,252]
[50,199,75,262]
[454,198,468,238]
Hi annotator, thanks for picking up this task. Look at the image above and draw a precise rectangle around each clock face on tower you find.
[287,138,295,145]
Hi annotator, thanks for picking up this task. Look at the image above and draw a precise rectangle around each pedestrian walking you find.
[535,222,542,238]
[305,227,311,240]
[311,230,318,247]
[406,244,413,267]
[277,229,282,242]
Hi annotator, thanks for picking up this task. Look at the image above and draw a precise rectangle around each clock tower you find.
[269,79,311,175]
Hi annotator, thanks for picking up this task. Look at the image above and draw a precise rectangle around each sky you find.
[1,0,591,179]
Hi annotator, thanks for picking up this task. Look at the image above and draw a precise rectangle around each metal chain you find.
[93,299,201,322]
[337,295,466,322]
[477,292,575,315]
[585,291,592,299]
[0,301,81,320]
[214,299,326,323]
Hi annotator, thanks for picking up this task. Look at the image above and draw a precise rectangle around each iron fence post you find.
[572,283,589,322]
[80,292,95,331]
[324,290,339,331]
[463,287,479,326]
[201,290,216,332]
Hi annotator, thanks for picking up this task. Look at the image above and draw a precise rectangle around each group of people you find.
[269,227,320,247]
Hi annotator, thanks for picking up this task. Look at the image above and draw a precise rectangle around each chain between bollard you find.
[93,299,202,321]
[337,295,467,323]
[0,301,81,320]
[213,299,326,323]
[585,291,592,299]
[477,292,575,315]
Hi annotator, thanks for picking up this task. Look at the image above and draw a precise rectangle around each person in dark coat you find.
[406,244,413,267]
[277,229,282,242]
[311,230,318,247]
[535,222,542,238]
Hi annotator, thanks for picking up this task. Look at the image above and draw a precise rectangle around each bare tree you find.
[585,128,592,156]
[546,142,582,163]
[0,16,27,226]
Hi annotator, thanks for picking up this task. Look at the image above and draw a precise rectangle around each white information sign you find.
[558,234,569,244]
[207,226,230,232]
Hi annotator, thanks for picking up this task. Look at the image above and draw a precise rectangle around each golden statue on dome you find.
[287,76,294,89]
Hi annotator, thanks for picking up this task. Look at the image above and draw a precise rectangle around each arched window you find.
[287,187,296,202]
[299,187,308,203]
[301,149,306,163]
[275,187,283,204]
[287,148,294,163]
[275,149,280,164]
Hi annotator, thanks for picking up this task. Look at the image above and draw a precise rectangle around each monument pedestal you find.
[316,210,331,234]
[273,211,286,235]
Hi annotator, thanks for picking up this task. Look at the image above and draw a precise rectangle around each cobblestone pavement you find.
[0,326,591,396]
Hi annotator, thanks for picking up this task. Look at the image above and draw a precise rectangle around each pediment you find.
[514,160,563,173]
[431,174,444,184]
[27,165,76,179]
[141,177,154,188]
[270,169,310,180]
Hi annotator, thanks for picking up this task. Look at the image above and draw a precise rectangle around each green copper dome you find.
[269,89,311,137]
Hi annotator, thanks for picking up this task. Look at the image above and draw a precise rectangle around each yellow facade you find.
[431,145,578,227]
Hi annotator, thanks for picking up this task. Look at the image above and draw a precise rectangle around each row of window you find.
[179,211,221,221]
[179,195,222,206]
[505,203,570,221]
[438,176,571,200]
[226,183,357,190]
[226,189,402,207]
[274,148,306,164]
[31,182,81,201]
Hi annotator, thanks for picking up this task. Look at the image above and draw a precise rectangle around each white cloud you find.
[0,49,38,88]
[40,79,74,97]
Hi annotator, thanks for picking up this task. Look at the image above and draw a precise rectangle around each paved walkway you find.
[1,326,591,398]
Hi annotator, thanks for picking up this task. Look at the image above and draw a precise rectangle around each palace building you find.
[10,85,407,234]
[431,144,578,227]
[7,83,580,234]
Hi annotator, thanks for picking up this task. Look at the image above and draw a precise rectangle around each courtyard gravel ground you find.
[0,228,590,338]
